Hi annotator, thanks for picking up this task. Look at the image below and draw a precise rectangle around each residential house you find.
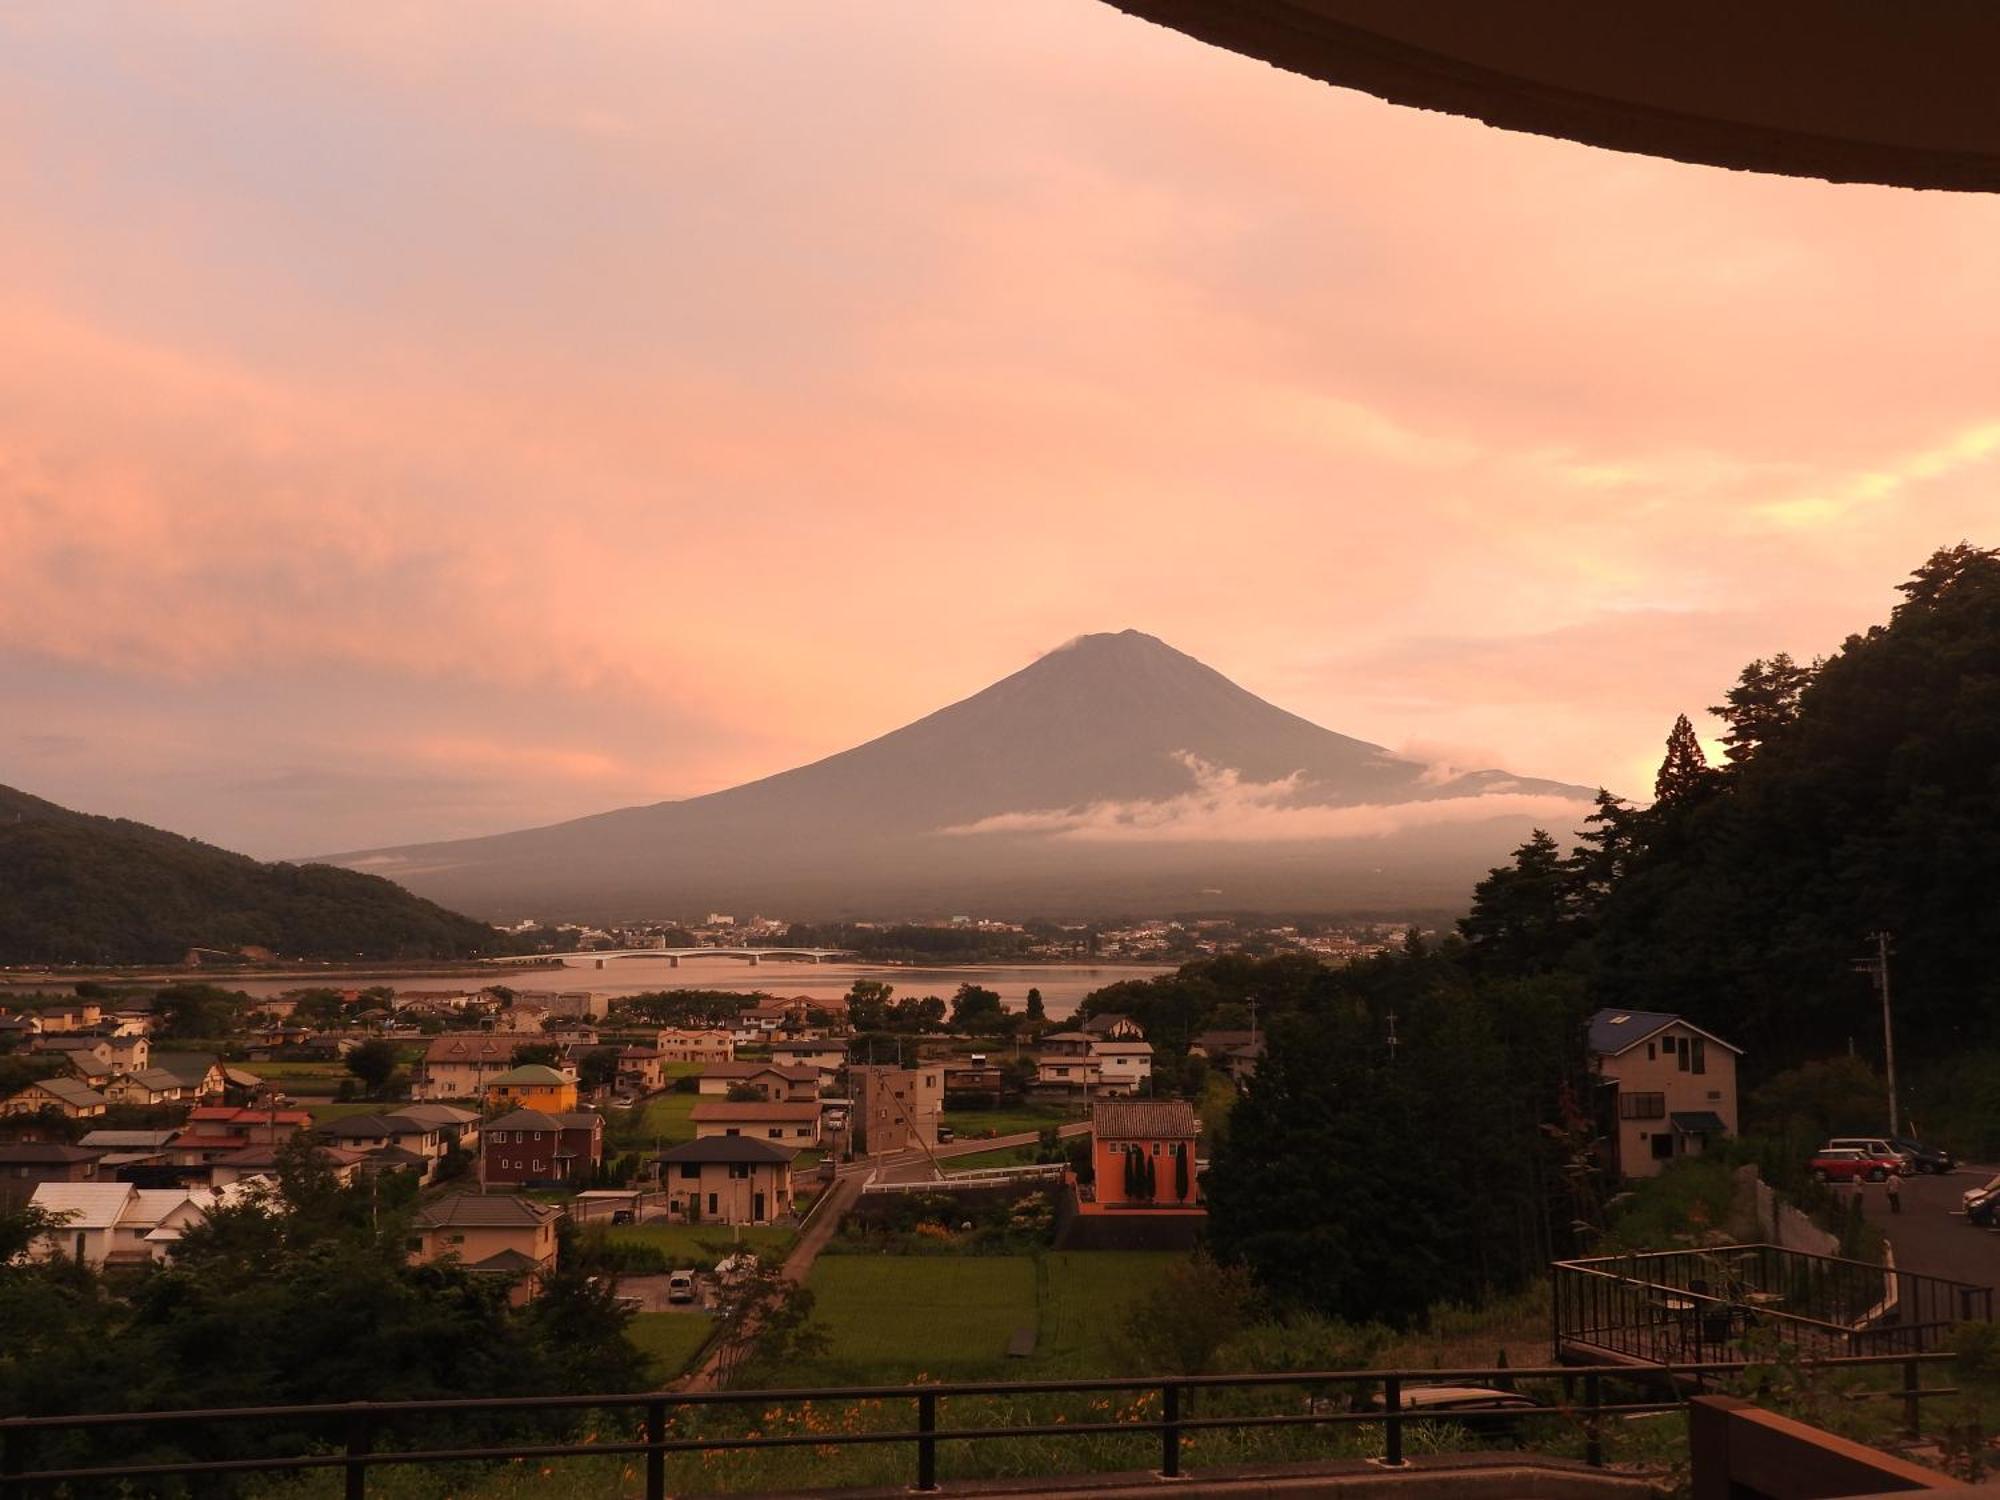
[942,1061,1007,1100]
[102,1067,189,1107]
[393,1103,482,1154]
[1589,1009,1742,1179]
[0,1143,101,1209]
[169,1106,313,1166]
[1079,1014,1146,1041]
[1190,1030,1264,1084]
[31,1034,149,1080]
[26,1037,117,1088]
[408,1194,561,1304]
[696,1062,819,1102]
[848,1064,942,1155]
[415,1034,519,1101]
[0,1013,43,1040]
[1092,1040,1155,1097]
[615,1046,663,1093]
[315,1112,449,1178]
[542,990,609,1021]
[32,1003,103,1035]
[655,1028,735,1063]
[479,1108,604,1186]
[79,1128,178,1167]
[149,1053,228,1101]
[767,1038,847,1081]
[689,1099,821,1149]
[1090,1099,1201,1210]
[487,1002,551,1036]
[657,1137,794,1225]
[28,1180,261,1267]
[482,1064,578,1114]
[1,1077,108,1119]
[1036,1031,1099,1094]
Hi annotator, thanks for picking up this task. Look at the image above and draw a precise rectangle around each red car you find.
[1811,1148,1890,1183]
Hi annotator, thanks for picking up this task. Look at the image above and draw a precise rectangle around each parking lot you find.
[1855,1162,1999,1291]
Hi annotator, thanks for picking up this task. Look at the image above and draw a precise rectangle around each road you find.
[1854,1163,1999,1294]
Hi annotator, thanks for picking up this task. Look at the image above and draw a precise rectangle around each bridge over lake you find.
[484,947,854,969]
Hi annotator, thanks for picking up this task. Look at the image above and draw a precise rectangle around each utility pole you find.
[1854,932,1899,1135]
[1386,1009,1400,1064]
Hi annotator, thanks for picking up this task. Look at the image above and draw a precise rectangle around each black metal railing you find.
[0,1353,1956,1498]
[1552,1243,1991,1367]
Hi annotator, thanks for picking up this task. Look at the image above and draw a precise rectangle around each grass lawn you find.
[781,1251,1185,1386]
[942,1105,1081,1139]
[306,1101,400,1122]
[605,1222,796,1269]
[626,1311,716,1380]
[605,1091,698,1151]
[249,1060,350,1079]
[794,1258,1038,1383]
[944,1145,1038,1171]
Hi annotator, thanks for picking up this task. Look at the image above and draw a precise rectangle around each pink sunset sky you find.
[3,4,1997,860]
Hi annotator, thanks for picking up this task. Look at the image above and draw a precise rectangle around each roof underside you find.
[1103,0,2000,192]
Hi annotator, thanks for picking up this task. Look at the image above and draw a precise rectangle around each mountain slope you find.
[329,631,1597,919]
[0,784,511,964]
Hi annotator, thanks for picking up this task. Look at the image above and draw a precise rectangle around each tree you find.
[1024,987,1046,1023]
[577,1048,620,1093]
[510,1043,561,1068]
[1117,1253,1253,1375]
[1457,830,1576,975]
[845,980,894,1032]
[345,1038,400,1096]
[1710,654,1815,765]
[1654,713,1713,804]
[949,984,1004,1033]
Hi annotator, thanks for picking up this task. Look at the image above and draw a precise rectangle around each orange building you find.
[1090,1099,1200,1209]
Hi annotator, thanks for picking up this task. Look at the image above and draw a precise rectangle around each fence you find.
[1553,1244,1991,1367]
[0,1354,1956,1498]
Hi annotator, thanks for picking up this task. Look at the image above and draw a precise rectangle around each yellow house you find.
[1590,1009,1742,1179]
[407,1193,560,1304]
[481,1064,577,1114]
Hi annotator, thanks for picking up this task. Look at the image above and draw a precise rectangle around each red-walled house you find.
[479,1108,604,1186]
[1090,1099,1201,1209]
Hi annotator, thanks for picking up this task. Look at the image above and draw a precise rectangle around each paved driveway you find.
[1855,1163,2000,1293]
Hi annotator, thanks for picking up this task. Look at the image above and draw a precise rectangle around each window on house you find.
[1651,1133,1676,1160]
[725,1127,740,1137]
[679,1163,699,1180]
[1691,1038,1706,1075]
[1675,1037,1691,1072]
[448,1233,465,1245]
[406,1237,423,1252]
[1618,1092,1667,1120]
[1646,1042,1655,1061]
[533,1160,544,1172]
[767,1128,781,1138]
[729,1163,749,1179]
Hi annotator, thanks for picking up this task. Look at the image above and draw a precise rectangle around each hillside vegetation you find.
[0,784,513,963]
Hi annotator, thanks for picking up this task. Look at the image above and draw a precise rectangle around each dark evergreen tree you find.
[1653,713,1713,804]
[1709,653,1815,765]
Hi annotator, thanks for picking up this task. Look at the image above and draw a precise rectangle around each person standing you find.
[1886,1173,1902,1214]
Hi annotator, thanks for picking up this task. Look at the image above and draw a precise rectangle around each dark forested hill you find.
[0,784,512,963]
[1457,542,2000,1073]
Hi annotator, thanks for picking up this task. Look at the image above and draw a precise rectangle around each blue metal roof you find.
[1588,1007,1741,1057]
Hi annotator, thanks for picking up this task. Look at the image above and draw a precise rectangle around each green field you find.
[941,1105,1080,1139]
[943,1145,1038,1171]
[605,1222,796,1269]
[626,1311,715,1379]
[783,1251,1183,1385]
[306,1101,401,1122]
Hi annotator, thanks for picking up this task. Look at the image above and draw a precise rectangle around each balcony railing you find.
[0,1353,1955,1499]
[1553,1243,1991,1367]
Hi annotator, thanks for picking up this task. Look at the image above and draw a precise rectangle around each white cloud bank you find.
[939,755,1592,845]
